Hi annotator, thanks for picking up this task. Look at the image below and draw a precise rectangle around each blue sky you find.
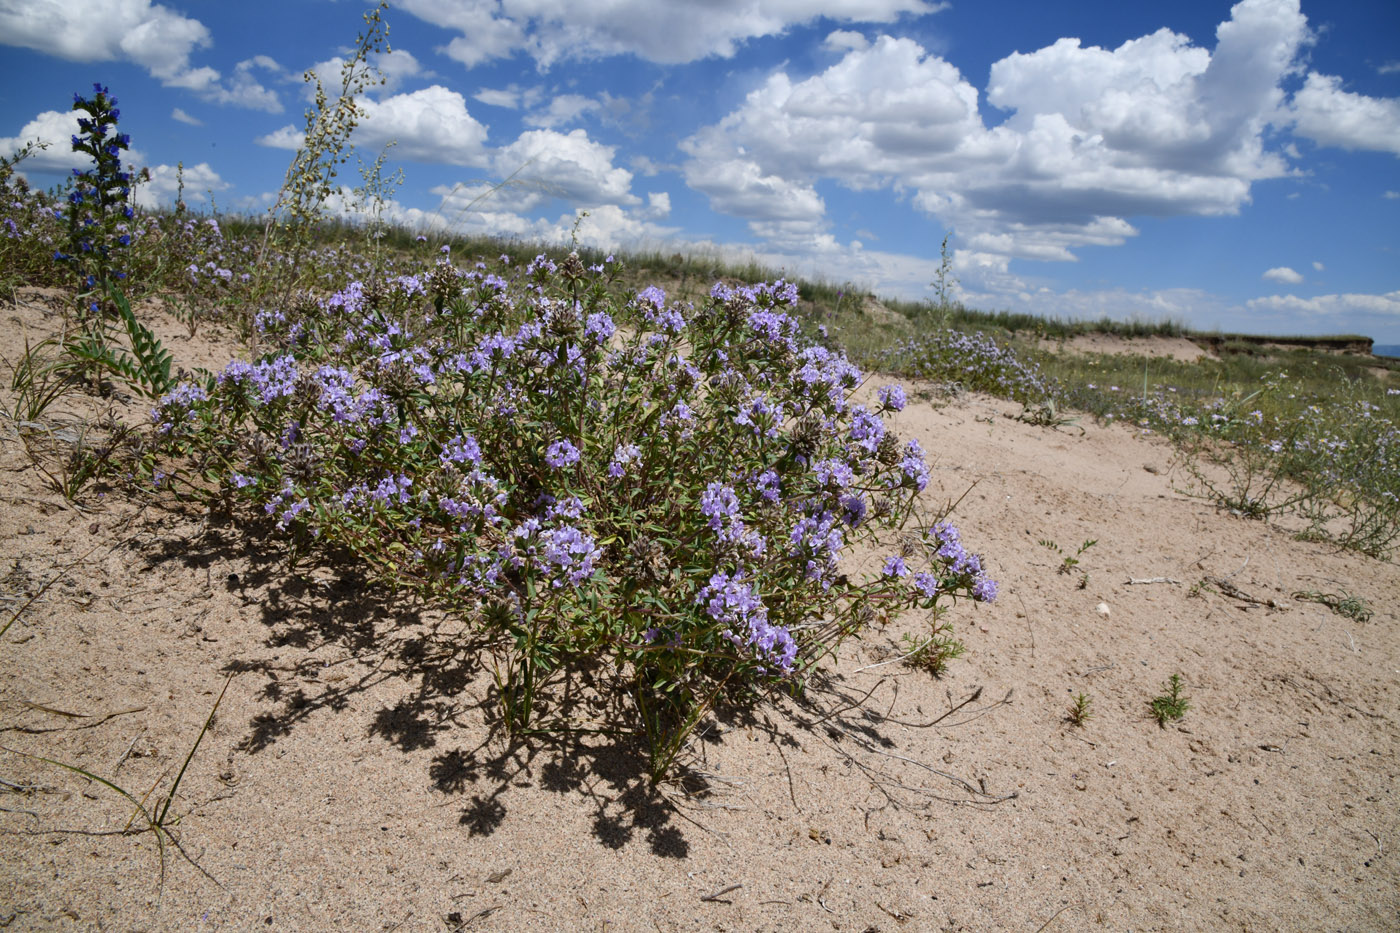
[3,0,1398,340]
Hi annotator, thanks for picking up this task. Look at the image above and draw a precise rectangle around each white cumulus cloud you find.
[0,1,282,110]
[0,0,210,82]
[679,0,1317,274]
[1287,72,1400,156]
[399,0,942,68]
[133,162,228,210]
[257,86,491,167]
[492,129,639,207]
[1263,266,1304,284]
[355,86,490,165]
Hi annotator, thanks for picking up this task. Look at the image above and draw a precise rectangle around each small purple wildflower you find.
[849,406,885,453]
[898,439,930,492]
[441,434,483,466]
[913,572,939,598]
[608,443,642,478]
[840,494,867,527]
[541,524,601,588]
[756,469,780,502]
[545,439,580,469]
[814,458,854,489]
[877,384,907,412]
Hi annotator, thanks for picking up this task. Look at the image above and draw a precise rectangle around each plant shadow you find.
[139,511,694,857]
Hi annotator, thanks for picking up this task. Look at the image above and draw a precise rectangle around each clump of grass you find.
[1148,674,1191,727]
[1,676,231,889]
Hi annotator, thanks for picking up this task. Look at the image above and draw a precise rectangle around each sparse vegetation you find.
[1149,674,1192,728]
[899,621,967,678]
[1292,590,1373,624]
[1065,692,1093,727]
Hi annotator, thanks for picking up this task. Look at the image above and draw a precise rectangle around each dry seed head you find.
[790,413,824,460]
[560,251,587,282]
[628,536,669,585]
[428,260,461,306]
[876,431,902,465]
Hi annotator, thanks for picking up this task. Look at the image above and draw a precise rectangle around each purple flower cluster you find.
[789,510,844,588]
[734,394,784,438]
[698,571,796,674]
[928,522,997,602]
[794,345,862,410]
[755,469,781,502]
[545,439,580,469]
[540,524,602,588]
[898,439,930,492]
[878,384,907,412]
[608,443,642,478]
[441,434,483,466]
[848,406,885,454]
[814,457,855,489]
[701,482,766,555]
[219,355,300,406]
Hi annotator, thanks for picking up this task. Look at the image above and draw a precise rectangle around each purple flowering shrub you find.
[153,253,996,779]
[878,330,1058,409]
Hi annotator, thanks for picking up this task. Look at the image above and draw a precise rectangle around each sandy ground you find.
[2,291,1397,932]
[1038,334,1212,363]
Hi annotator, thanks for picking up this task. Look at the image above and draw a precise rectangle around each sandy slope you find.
[1,292,1396,932]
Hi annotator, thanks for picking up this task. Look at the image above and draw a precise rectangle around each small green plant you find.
[350,141,405,275]
[1065,691,1092,727]
[927,232,959,329]
[1039,537,1097,576]
[1016,397,1081,431]
[899,621,966,678]
[1292,590,1373,624]
[1148,674,1191,727]
[63,285,178,400]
